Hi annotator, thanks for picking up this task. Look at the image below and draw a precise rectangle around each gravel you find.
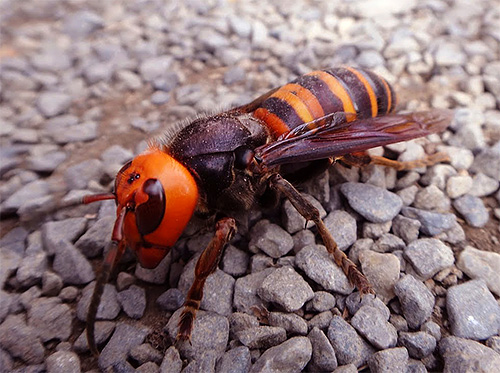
[2,0,499,371]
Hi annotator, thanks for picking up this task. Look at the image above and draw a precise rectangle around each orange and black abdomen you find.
[253,67,397,137]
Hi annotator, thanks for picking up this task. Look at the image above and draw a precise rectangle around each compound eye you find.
[136,178,166,236]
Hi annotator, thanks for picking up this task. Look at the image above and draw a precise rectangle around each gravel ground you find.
[1,0,500,372]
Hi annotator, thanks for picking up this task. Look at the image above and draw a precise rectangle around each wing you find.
[254,109,453,168]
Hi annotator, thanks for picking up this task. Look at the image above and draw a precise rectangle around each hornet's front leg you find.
[177,217,236,341]
[269,173,374,296]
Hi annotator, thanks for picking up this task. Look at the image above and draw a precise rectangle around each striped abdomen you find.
[253,67,397,137]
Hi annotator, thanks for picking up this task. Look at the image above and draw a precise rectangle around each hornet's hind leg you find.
[269,173,374,296]
[177,217,236,342]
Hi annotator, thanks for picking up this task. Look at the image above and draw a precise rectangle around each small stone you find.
[73,321,115,353]
[216,346,251,373]
[307,291,336,312]
[440,336,500,372]
[258,266,314,312]
[249,220,294,258]
[282,195,326,234]
[404,238,454,279]
[130,343,163,365]
[116,70,142,90]
[75,216,114,258]
[159,346,182,373]
[397,185,418,206]
[351,305,398,349]
[117,285,146,319]
[237,326,287,349]
[139,56,173,82]
[165,309,229,361]
[308,327,338,371]
[390,314,408,332]
[229,312,259,339]
[327,316,374,367]
[372,233,405,253]
[345,293,390,320]
[52,240,95,285]
[359,251,400,303]
[340,182,403,223]
[1,180,49,215]
[295,245,354,295]
[98,323,150,371]
[457,246,500,296]
[63,10,104,38]
[222,245,249,277]
[392,215,421,244]
[27,297,72,342]
[101,145,133,165]
[27,151,67,173]
[150,91,170,105]
[447,279,500,340]
[249,337,312,373]
[362,221,392,239]
[486,336,500,354]
[324,210,357,250]
[469,173,499,197]
[135,253,171,285]
[76,282,120,322]
[470,147,500,181]
[233,269,273,314]
[0,314,44,364]
[156,288,185,312]
[398,331,436,359]
[401,207,456,236]
[437,145,474,170]
[130,118,160,133]
[59,286,78,302]
[224,67,245,85]
[46,351,80,373]
[368,347,409,373]
[453,194,489,227]
[421,164,457,190]
[41,218,87,255]
[36,92,72,117]
[268,312,308,335]
[413,185,450,212]
[394,275,435,329]
[421,321,441,341]
[16,252,47,287]
[446,175,473,199]
[84,62,114,84]
[64,159,103,190]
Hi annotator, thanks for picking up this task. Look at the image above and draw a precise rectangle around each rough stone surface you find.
[236,326,287,349]
[216,346,251,373]
[0,314,45,364]
[249,337,312,373]
[359,250,400,302]
[440,336,500,372]
[368,347,409,373]
[453,194,490,227]
[249,220,294,258]
[27,297,72,342]
[117,285,146,319]
[398,331,436,359]
[351,305,398,350]
[394,275,435,329]
[404,238,455,279]
[308,327,338,372]
[46,351,81,373]
[457,246,500,296]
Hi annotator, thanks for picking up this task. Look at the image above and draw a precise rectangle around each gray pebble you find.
[117,285,146,319]
[268,312,308,335]
[398,331,436,359]
[84,62,114,84]
[359,251,400,303]
[64,158,103,190]
[392,215,421,244]
[394,275,434,329]
[75,216,114,258]
[27,297,72,342]
[308,327,338,371]
[156,288,185,312]
[324,210,357,250]
[401,206,457,236]
[306,291,336,312]
[228,312,259,339]
[258,266,314,312]
[233,268,273,314]
[165,309,228,361]
[52,240,95,285]
[362,220,392,239]
[470,146,500,181]
[404,238,454,279]
[31,49,71,73]
[116,70,143,90]
[98,322,150,371]
[73,321,115,353]
[249,220,294,258]
[51,121,98,144]
[413,185,450,212]
[340,182,403,223]
[59,286,78,302]
[216,346,251,373]
[421,320,441,341]
[345,293,390,319]
[452,194,489,227]
[421,164,457,190]
[27,151,67,173]
[296,244,354,294]
[327,315,374,367]
[372,233,405,253]
[135,253,171,284]
[396,185,419,206]
[308,310,334,331]
[447,279,500,340]
[150,91,171,105]
[136,361,160,372]
[250,337,312,373]
[46,350,80,373]
[139,56,173,82]
[469,173,499,197]
[159,346,182,373]
[101,145,133,165]
[0,290,12,323]
[368,347,409,373]
[63,10,104,39]
[1,180,49,215]
[389,314,408,332]
[457,246,500,297]
[36,92,72,118]
[76,282,120,322]
[16,252,47,287]
[351,305,397,349]
[224,67,246,85]
[486,336,500,354]
[152,71,179,92]
[0,314,45,364]
[440,336,500,372]
[130,343,163,365]
[41,217,87,255]
[222,245,249,277]
[282,195,326,234]
[237,326,287,349]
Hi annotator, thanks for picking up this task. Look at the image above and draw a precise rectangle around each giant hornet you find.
[77,66,451,354]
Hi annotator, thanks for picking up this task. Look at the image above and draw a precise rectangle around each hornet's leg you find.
[342,151,450,171]
[87,240,126,356]
[269,173,374,296]
[177,217,236,341]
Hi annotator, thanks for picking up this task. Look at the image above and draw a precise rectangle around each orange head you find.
[113,148,199,268]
